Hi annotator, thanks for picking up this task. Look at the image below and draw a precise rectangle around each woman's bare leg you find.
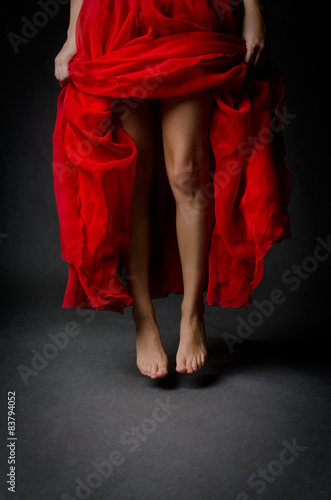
[160,89,214,374]
[118,98,168,379]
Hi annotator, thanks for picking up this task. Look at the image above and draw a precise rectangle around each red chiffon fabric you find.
[52,0,292,314]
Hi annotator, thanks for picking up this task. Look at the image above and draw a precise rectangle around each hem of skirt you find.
[205,295,252,309]
[61,296,136,315]
[60,219,291,313]
[206,216,292,309]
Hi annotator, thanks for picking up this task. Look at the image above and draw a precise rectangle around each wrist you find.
[66,28,76,44]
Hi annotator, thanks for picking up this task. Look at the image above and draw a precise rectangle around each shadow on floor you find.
[152,335,330,390]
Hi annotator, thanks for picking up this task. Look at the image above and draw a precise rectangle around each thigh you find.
[116,98,155,193]
[160,89,213,181]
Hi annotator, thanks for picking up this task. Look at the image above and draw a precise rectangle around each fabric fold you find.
[52,0,292,314]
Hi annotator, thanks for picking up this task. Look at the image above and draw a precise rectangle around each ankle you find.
[132,301,156,324]
[181,299,205,320]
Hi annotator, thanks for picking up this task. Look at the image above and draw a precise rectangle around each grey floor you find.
[2,1,331,497]
[1,289,330,500]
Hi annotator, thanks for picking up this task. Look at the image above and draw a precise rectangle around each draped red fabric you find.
[52,0,292,314]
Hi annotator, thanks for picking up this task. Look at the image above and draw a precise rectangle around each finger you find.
[58,64,70,83]
[253,49,267,70]
[251,51,259,68]
[252,49,262,68]
[54,63,62,82]
[245,47,258,67]
[244,45,252,66]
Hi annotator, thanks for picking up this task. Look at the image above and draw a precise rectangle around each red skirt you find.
[52,0,293,314]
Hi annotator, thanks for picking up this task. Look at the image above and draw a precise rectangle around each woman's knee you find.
[166,133,211,200]
[170,154,206,199]
[161,90,213,200]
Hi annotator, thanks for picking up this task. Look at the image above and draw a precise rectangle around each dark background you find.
[1,3,331,500]
[1,1,330,340]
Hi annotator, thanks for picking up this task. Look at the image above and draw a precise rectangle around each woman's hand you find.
[241,2,267,69]
[54,37,77,84]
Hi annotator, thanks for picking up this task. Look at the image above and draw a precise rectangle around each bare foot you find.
[176,304,207,374]
[133,308,168,379]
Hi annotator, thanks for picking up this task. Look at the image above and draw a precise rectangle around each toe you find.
[156,365,168,378]
[144,362,151,377]
[150,363,158,379]
[148,362,155,377]
[176,352,187,373]
[191,358,198,372]
[176,362,187,374]
[186,359,193,374]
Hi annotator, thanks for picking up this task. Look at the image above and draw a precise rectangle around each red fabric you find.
[52,0,292,314]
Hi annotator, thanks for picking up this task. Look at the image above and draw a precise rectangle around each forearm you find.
[67,0,84,41]
[241,0,267,67]
[242,0,265,15]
